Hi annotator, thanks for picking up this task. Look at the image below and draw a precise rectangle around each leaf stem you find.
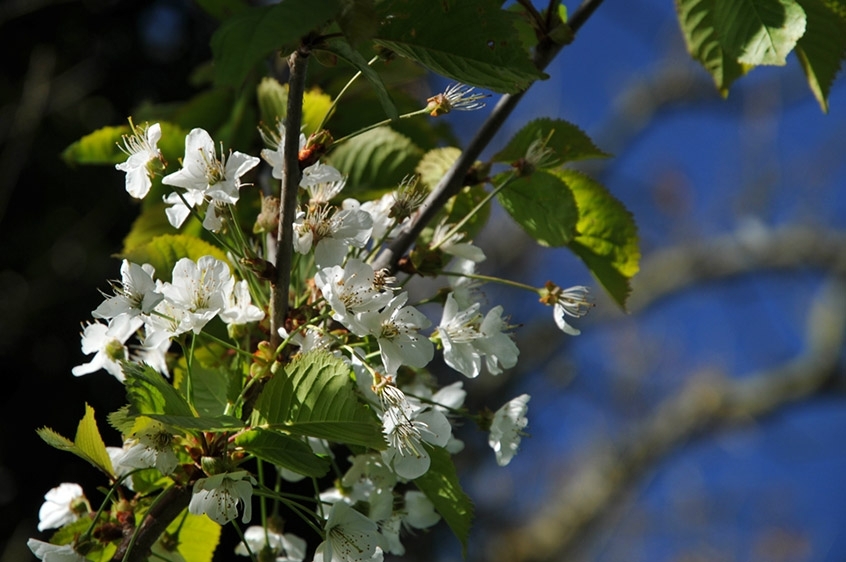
[331,107,431,146]
[317,55,379,133]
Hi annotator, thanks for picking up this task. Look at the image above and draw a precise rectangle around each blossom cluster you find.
[32,88,593,561]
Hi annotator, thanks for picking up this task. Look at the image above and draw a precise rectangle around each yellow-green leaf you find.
[169,511,221,562]
[75,404,115,478]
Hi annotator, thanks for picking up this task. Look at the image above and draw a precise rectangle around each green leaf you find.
[713,0,807,66]
[373,0,545,93]
[327,127,423,192]
[75,404,115,477]
[169,511,221,562]
[210,0,343,87]
[108,404,139,435]
[416,147,461,190]
[124,362,194,418]
[173,346,237,418]
[794,0,846,111]
[37,405,115,477]
[558,169,640,309]
[257,76,289,127]
[675,0,751,94]
[414,446,474,556]
[235,429,331,477]
[121,234,228,283]
[61,125,127,166]
[495,170,579,246]
[122,202,202,256]
[251,350,385,449]
[492,118,609,166]
[302,88,334,136]
[148,414,244,431]
[321,37,400,121]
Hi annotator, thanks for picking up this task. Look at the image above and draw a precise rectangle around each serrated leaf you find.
[108,405,139,435]
[713,0,806,66]
[37,406,115,477]
[302,88,334,136]
[495,170,579,247]
[235,429,330,477]
[416,147,461,190]
[557,169,640,309]
[675,0,751,94]
[124,362,194,418]
[321,37,400,121]
[121,234,228,283]
[210,0,343,87]
[75,404,115,477]
[169,511,221,562]
[327,127,423,192]
[61,125,127,166]
[148,414,244,431]
[492,118,609,166]
[794,0,846,111]
[373,0,544,93]
[251,350,385,449]
[414,446,474,556]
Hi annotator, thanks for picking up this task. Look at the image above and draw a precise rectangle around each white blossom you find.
[313,501,384,562]
[314,260,392,335]
[294,204,373,267]
[115,121,162,199]
[234,525,307,561]
[260,128,306,180]
[430,222,485,263]
[189,470,256,525]
[159,256,234,334]
[380,490,440,555]
[27,539,85,562]
[162,128,259,229]
[552,285,593,335]
[356,293,434,375]
[119,420,179,475]
[71,316,140,381]
[488,394,530,466]
[37,483,86,531]
[92,260,162,320]
[220,279,264,325]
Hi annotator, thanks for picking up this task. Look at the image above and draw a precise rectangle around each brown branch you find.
[492,278,846,562]
[270,48,309,349]
[371,0,606,272]
[111,485,193,562]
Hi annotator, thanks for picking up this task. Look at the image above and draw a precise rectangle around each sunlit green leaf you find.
[492,118,609,166]
[124,362,194,418]
[147,414,244,431]
[414,446,474,556]
[327,126,423,193]
[713,0,806,66]
[373,0,545,93]
[235,429,331,477]
[302,87,334,136]
[121,234,228,283]
[251,350,385,449]
[121,202,201,256]
[169,511,221,562]
[557,169,640,309]
[495,170,579,247]
[416,147,461,190]
[36,405,115,477]
[211,0,343,87]
[61,125,127,166]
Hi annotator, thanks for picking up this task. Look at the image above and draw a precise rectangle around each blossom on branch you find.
[115,120,163,200]
[189,470,256,525]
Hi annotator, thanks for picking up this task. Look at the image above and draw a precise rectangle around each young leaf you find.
[61,125,127,166]
[168,511,222,562]
[250,350,385,449]
[235,429,331,477]
[124,362,194,418]
[210,0,343,87]
[794,0,846,111]
[495,170,579,247]
[327,127,423,193]
[302,87,334,136]
[36,405,115,478]
[713,0,807,66]
[75,404,115,478]
[557,169,640,309]
[373,0,545,93]
[121,234,228,283]
[675,0,751,95]
[414,446,474,556]
[492,118,609,165]
[121,202,203,256]
[320,38,400,122]
[416,147,462,191]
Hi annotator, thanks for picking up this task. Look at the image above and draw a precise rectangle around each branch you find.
[371,0,606,272]
[112,485,193,562]
[270,48,309,348]
[491,278,846,562]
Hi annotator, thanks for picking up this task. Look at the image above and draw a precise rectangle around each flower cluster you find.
[32,82,594,562]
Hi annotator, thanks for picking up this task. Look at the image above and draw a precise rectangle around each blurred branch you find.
[493,272,846,562]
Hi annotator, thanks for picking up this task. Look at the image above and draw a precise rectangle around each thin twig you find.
[270,48,310,349]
